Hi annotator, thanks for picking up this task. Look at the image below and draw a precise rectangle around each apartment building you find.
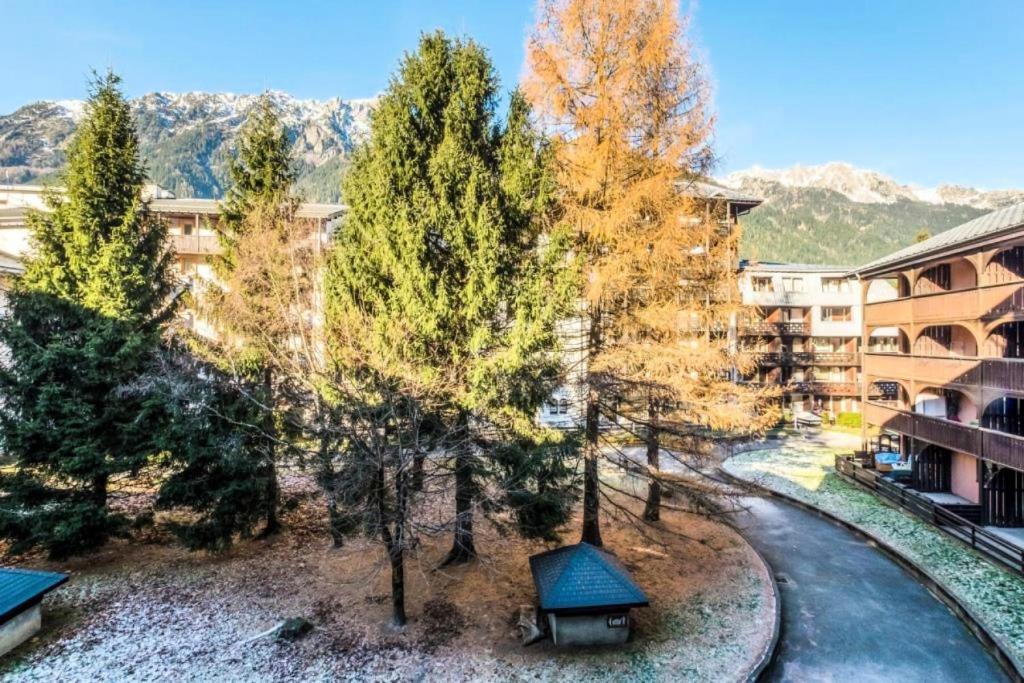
[0,184,344,334]
[855,203,1024,530]
[738,261,897,415]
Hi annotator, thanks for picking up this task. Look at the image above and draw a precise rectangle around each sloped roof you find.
[740,260,853,274]
[852,202,1024,276]
[147,197,346,220]
[684,180,763,205]
[529,542,649,612]
[0,567,68,623]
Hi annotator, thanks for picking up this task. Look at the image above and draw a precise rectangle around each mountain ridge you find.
[721,162,1023,266]
[0,91,374,200]
[4,93,1024,266]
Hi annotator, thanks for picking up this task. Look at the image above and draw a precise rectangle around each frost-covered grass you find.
[1,481,775,683]
[724,439,1024,666]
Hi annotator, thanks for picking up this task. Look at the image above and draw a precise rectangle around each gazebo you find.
[529,542,649,646]
[0,567,68,656]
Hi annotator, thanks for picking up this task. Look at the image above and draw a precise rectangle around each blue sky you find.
[3,0,1022,188]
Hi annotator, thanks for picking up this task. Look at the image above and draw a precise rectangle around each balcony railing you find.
[863,353,980,389]
[863,401,1024,469]
[740,320,810,336]
[750,351,859,367]
[864,281,1024,327]
[790,381,860,396]
[810,351,860,365]
[864,353,1024,394]
[981,429,1024,470]
[169,233,222,255]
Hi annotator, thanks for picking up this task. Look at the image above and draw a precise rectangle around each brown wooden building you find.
[854,203,1024,531]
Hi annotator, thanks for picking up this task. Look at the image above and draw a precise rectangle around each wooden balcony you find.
[864,401,983,458]
[981,429,1024,470]
[864,353,1024,394]
[811,351,860,365]
[913,413,981,455]
[790,381,860,396]
[169,234,222,255]
[740,321,810,336]
[980,359,1024,394]
[864,401,915,434]
[863,297,911,327]
[864,282,1024,327]
[863,353,981,389]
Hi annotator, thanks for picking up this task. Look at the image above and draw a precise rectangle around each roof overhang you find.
[850,223,1024,279]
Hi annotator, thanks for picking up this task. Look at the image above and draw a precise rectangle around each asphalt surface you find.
[737,496,1007,683]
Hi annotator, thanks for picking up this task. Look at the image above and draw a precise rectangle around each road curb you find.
[738,521,782,683]
[718,464,1024,682]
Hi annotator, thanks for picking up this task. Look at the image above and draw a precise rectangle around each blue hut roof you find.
[529,542,649,613]
[0,567,68,623]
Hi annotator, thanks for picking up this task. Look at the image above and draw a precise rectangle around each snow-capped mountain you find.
[722,162,1024,266]
[0,91,375,200]
[722,162,1024,211]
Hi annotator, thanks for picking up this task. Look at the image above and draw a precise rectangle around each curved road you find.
[737,496,1007,682]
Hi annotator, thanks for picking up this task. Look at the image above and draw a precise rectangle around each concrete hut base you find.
[0,604,41,657]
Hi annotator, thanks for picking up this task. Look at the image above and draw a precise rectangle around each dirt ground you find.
[1,472,775,682]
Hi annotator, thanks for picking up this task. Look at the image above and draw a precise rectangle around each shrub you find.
[837,412,862,428]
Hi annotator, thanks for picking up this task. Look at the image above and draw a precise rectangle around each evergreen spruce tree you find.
[0,72,175,558]
[326,32,578,568]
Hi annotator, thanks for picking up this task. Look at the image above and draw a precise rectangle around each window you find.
[182,221,194,236]
[752,277,773,292]
[821,277,850,293]
[782,277,804,292]
[821,306,852,322]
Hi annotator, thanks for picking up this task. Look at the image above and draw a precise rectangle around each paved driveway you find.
[737,496,1007,682]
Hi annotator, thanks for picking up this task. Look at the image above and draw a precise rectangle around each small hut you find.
[0,567,68,656]
[529,542,649,646]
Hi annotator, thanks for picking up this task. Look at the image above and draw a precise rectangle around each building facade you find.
[856,203,1024,529]
[738,261,897,415]
[0,184,344,336]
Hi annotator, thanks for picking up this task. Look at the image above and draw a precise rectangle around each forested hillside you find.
[737,183,986,266]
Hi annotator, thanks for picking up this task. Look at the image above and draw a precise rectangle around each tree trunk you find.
[643,398,661,522]
[388,539,406,627]
[259,366,281,537]
[325,500,346,548]
[443,416,476,565]
[91,473,109,509]
[581,308,603,547]
[411,449,426,492]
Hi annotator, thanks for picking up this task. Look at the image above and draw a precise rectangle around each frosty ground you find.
[1,470,775,682]
[724,435,1024,668]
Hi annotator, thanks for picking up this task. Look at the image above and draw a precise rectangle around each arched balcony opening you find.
[985,465,1024,527]
[913,324,978,358]
[868,328,909,354]
[982,396,1024,437]
[915,386,977,424]
[866,278,901,303]
[897,274,912,298]
[914,259,977,296]
[985,245,1024,285]
[985,321,1024,359]
[913,444,952,492]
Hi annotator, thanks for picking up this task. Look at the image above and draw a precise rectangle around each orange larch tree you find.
[524,0,778,543]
